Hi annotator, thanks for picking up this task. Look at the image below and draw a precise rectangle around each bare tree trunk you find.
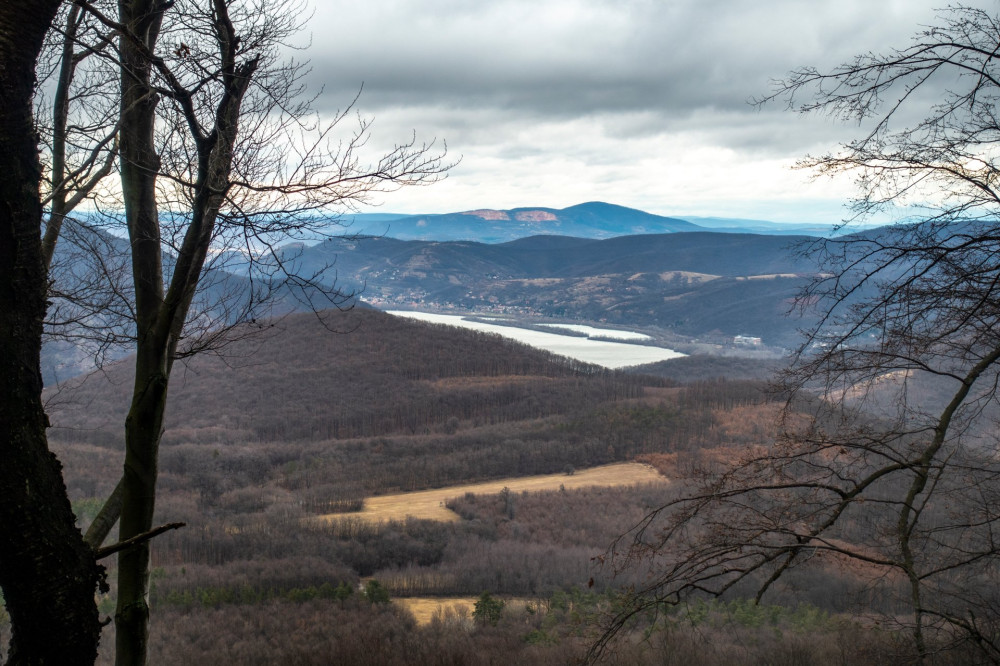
[0,2,104,664]
[42,3,117,272]
[101,0,442,660]
[114,2,167,664]
[41,4,82,270]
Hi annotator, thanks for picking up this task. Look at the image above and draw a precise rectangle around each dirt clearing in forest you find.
[319,462,665,524]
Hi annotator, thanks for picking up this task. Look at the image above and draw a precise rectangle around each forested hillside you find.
[48,309,640,446]
[32,308,924,664]
[263,231,818,346]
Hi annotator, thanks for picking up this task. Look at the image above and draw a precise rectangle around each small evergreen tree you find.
[363,579,390,604]
[473,591,505,626]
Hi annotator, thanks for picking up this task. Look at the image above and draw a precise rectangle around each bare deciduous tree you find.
[47,1,451,663]
[595,6,1000,664]
[2,0,446,662]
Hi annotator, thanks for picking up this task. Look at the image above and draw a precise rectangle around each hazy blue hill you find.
[286,230,813,286]
[513,232,812,277]
[338,231,798,273]
[638,274,807,343]
[331,201,700,242]
[267,229,820,346]
[677,216,848,236]
[542,201,702,234]
[497,235,599,251]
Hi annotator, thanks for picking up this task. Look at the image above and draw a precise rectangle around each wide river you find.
[385,310,685,369]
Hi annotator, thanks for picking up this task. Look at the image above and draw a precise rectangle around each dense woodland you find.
[4,308,970,663]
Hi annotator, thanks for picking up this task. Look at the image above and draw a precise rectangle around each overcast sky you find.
[299,1,993,224]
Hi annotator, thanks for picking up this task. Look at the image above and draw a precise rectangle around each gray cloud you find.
[307,1,958,115]
[287,0,997,220]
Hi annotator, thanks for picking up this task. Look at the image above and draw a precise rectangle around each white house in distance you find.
[734,335,763,347]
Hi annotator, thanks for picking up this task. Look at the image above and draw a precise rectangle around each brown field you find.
[394,597,475,625]
[320,462,666,523]
[394,596,535,626]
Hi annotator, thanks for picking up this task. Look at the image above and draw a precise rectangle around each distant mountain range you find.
[330,201,834,243]
[330,202,695,242]
[42,202,875,384]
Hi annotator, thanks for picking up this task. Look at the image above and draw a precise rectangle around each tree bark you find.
[0,2,104,664]
[114,2,167,664]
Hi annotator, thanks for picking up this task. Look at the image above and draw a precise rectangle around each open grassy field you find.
[320,462,666,523]
[393,597,476,625]
[394,596,536,625]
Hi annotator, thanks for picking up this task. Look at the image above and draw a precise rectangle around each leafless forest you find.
[0,309,966,663]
